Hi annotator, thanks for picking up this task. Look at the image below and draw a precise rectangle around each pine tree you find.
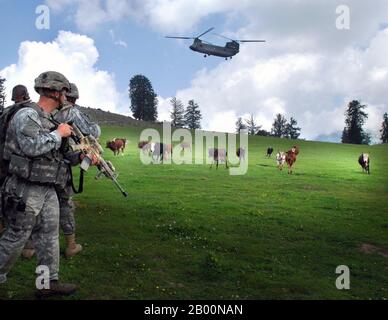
[256,129,271,137]
[341,100,368,144]
[129,75,158,121]
[271,114,287,137]
[245,114,261,135]
[184,100,202,129]
[170,97,185,127]
[380,112,388,143]
[235,117,247,133]
[285,117,301,139]
[0,77,6,113]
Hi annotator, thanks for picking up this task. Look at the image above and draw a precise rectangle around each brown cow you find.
[285,146,299,174]
[209,148,228,169]
[106,138,127,156]
[138,140,151,155]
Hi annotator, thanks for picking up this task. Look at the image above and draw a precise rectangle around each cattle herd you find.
[105,139,370,175]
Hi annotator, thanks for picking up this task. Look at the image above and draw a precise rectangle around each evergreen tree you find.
[362,132,372,145]
[341,100,368,144]
[245,114,261,135]
[271,113,287,137]
[380,112,388,143]
[170,97,185,127]
[256,129,272,137]
[285,117,301,139]
[235,117,247,133]
[0,77,6,113]
[184,100,202,129]
[129,75,158,121]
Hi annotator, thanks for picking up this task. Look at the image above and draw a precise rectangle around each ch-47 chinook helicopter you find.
[165,27,265,60]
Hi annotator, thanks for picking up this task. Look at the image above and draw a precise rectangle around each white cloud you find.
[0,31,122,113]
[42,1,388,141]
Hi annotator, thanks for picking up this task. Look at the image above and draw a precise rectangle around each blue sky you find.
[0,0,228,97]
[1,0,388,141]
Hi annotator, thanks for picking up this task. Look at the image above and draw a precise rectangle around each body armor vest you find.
[4,102,68,188]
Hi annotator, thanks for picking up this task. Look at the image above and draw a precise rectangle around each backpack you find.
[0,101,33,184]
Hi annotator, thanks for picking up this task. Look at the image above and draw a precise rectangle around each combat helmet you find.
[34,71,71,94]
[11,85,30,102]
[66,83,79,100]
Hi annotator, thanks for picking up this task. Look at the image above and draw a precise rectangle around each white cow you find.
[276,152,286,171]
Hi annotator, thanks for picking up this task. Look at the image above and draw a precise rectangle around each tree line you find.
[1,74,387,144]
[235,113,301,139]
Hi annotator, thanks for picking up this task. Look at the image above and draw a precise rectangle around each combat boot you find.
[65,234,83,259]
[22,248,36,259]
[36,280,77,298]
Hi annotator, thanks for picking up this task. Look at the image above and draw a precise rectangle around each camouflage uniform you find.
[0,103,66,283]
[19,83,100,260]
[53,103,100,237]
[0,85,31,234]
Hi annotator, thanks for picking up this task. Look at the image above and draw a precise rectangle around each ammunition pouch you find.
[2,193,35,232]
[8,154,69,189]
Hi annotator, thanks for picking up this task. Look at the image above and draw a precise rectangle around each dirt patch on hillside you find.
[360,244,388,258]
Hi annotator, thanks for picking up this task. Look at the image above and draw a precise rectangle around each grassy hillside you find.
[1,125,387,300]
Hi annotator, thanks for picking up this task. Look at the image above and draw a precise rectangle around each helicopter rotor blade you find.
[212,33,235,42]
[165,36,195,40]
[238,40,266,43]
[196,27,214,39]
[213,33,266,43]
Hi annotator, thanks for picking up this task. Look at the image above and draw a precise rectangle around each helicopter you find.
[165,27,265,60]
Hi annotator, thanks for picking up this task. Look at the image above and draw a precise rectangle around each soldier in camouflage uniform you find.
[0,71,78,296]
[20,83,101,259]
[11,85,30,104]
[54,83,100,259]
[0,85,31,235]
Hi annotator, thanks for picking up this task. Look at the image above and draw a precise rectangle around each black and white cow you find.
[358,153,370,174]
[266,147,274,158]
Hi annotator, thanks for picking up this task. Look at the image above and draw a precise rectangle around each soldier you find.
[54,83,101,258]
[11,85,30,104]
[0,71,79,296]
[0,86,31,235]
[20,83,101,260]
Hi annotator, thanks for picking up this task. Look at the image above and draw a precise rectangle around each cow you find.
[106,138,127,156]
[152,142,166,163]
[236,147,246,161]
[160,144,173,160]
[209,148,228,169]
[138,140,151,155]
[276,151,286,170]
[180,142,192,152]
[266,147,274,158]
[358,153,370,174]
[285,146,299,174]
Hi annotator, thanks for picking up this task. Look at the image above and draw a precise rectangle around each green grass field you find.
[1,125,387,300]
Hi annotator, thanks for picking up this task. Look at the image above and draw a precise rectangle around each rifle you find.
[71,123,128,197]
[52,117,128,197]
